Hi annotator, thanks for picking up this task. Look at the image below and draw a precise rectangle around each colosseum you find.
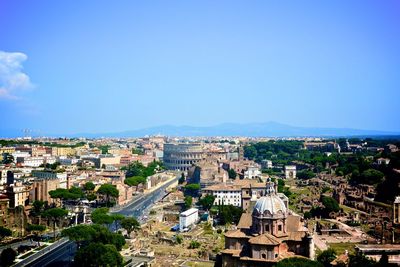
[163,143,204,171]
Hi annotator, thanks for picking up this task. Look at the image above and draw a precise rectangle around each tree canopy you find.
[198,195,215,210]
[74,243,123,267]
[124,176,146,187]
[0,226,12,241]
[228,168,237,179]
[97,184,119,207]
[0,248,17,267]
[120,217,140,236]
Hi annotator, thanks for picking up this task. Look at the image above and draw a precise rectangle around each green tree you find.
[176,234,183,244]
[348,253,376,267]
[317,248,336,267]
[97,184,119,207]
[218,205,243,225]
[198,195,215,210]
[43,208,68,240]
[1,153,14,164]
[26,224,46,241]
[228,168,237,179]
[124,176,146,188]
[189,240,201,249]
[111,214,125,233]
[62,224,96,248]
[184,196,193,209]
[297,170,316,180]
[184,183,201,197]
[178,172,185,184]
[0,226,12,241]
[74,243,123,267]
[91,208,113,225]
[84,181,95,191]
[321,196,340,213]
[0,248,17,267]
[120,217,140,237]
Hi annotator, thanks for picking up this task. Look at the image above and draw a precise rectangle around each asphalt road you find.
[115,176,178,221]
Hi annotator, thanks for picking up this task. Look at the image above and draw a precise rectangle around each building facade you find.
[163,143,204,171]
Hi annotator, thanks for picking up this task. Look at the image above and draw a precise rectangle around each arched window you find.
[262,253,266,259]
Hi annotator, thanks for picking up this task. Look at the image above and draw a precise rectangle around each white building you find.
[377,158,390,165]
[202,184,242,207]
[284,165,296,179]
[19,157,44,167]
[244,166,262,179]
[179,208,199,231]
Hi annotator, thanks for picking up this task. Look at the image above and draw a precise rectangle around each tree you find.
[84,181,95,191]
[43,208,68,240]
[184,183,201,197]
[97,184,119,207]
[178,172,185,184]
[124,176,146,187]
[321,196,340,213]
[74,243,123,267]
[0,226,12,241]
[0,248,17,267]
[350,169,384,185]
[199,195,215,210]
[91,208,113,225]
[120,217,140,237]
[176,234,183,244]
[228,168,237,179]
[277,257,323,267]
[111,214,125,233]
[218,205,243,225]
[297,170,316,180]
[62,224,96,248]
[26,224,46,241]
[49,187,83,202]
[1,153,14,164]
[125,161,146,177]
[317,248,336,267]
[189,240,201,249]
[348,253,376,267]
[184,196,193,209]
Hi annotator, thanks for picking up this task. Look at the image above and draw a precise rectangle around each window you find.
[265,225,270,232]
[262,253,266,259]
[278,225,282,231]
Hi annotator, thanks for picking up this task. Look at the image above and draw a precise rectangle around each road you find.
[13,238,76,267]
[115,176,178,221]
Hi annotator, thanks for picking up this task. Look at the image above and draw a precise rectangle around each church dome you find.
[253,182,287,217]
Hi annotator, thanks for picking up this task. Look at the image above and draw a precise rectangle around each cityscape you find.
[1,1,400,267]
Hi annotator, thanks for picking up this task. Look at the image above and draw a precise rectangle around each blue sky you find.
[1,0,400,135]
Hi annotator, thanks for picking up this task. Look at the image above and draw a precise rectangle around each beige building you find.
[221,182,313,267]
[30,178,60,203]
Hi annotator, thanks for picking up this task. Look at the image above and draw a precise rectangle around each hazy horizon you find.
[1,1,400,134]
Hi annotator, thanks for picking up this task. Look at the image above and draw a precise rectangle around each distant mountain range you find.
[1,122,399,138]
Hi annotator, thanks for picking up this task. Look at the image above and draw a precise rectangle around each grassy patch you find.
[185,261,215,267]
[327,242,357,255]
[19,251,35,259]
[34,244,48,251]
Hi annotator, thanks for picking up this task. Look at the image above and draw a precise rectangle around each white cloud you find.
[0,51,34,99]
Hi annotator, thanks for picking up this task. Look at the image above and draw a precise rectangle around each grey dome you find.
[253,191,287,217]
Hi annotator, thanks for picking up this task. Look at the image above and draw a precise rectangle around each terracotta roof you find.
[248,233,280,245]
[203,183,241,191]
[225,229,249,238]
[221,249,241,257]
[285,231,306,241]
[331,253,349,265]
[286,215,302,232]
[237,213,252,229]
